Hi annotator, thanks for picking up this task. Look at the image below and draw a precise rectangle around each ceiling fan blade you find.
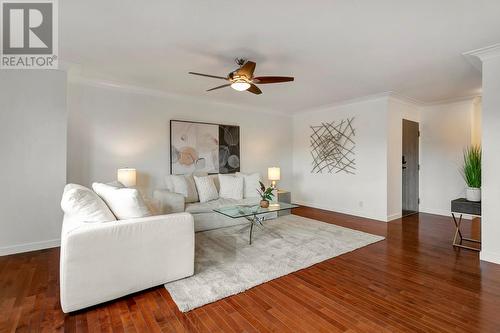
[206,84,231,92]
[247,84,262,95]
[188,72,228,80]
[252,76,294,84]
[236,61,256,78]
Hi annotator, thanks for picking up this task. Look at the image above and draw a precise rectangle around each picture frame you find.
[170,120,240,175]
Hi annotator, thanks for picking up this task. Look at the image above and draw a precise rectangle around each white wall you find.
[471,97,482,146]
[419,99,478,216]
[67,80,293,197]
[0,71,67,255]
[292,97,389,221]
[292,94,480,222]
[0,71,485,256]
[480,53,500,264]
[387,97,420,220]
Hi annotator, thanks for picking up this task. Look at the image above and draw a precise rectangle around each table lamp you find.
[268,167,281,189]
[117,168,137,187]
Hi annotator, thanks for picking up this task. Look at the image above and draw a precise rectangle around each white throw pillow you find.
[164,175,175,192]
[169,172,207,203]
[219,174,244,200]
[236,172,262,198]
[210,174,220,192]
[171,174,197,203]
[61,184,116,223]
[106,180,125,188]
[193,175,219,203]
[92,183,151,220]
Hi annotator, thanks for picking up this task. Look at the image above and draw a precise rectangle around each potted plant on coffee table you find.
[461,145,481,202]
[258,181,274,208]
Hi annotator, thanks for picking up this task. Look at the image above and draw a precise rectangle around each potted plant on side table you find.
[462,145,481,202]
[258,181,275,208]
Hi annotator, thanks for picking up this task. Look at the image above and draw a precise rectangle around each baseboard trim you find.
[293,200,388,222]
[0,239,60,256]
[480,251,500,265]
[387,213,402,221]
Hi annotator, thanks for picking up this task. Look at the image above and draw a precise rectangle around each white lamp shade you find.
[268,167,281,181]
[117,168,137,187]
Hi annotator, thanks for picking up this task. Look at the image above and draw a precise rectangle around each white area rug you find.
[165,214,384,312]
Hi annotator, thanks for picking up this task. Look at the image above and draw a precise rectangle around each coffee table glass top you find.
[214,202,298,219]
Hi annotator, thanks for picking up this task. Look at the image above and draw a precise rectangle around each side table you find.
[276,190,291,216]
[451,198,481,251]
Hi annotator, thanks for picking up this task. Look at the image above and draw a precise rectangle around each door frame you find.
[401,119,420,217]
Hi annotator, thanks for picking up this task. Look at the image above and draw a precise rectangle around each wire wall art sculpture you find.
[310,117,356,174]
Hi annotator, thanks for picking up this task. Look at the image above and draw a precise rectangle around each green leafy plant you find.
[461,145,481,188]
[257,181,275,201]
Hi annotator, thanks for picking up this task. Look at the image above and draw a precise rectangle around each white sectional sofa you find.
[154,173,273,232]
[59,173,268,311]
[59,183,194,313]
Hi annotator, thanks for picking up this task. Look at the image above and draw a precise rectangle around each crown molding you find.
[422,94,482,107]
[66,67,482,117]
[388,91,483,107]
[294,91,428,115]
[67,74,291,117]
[463,44,500,71]
[386,91,426,107]
[293,89,483,114]
[294,91,394,114]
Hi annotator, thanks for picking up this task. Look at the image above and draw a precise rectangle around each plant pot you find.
[260,200,270,208]
[466,187,481,202]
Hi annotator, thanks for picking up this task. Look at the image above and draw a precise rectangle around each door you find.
[402,119,419,216]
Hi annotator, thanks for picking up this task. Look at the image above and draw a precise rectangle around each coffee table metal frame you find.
[214,202,298,245]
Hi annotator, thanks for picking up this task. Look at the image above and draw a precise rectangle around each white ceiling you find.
[61,0,500,113]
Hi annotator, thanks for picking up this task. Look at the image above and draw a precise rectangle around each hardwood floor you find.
[1,207,499,332]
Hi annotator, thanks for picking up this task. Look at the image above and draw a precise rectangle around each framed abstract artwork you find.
[310,117,356,174]
[170,120,240,175]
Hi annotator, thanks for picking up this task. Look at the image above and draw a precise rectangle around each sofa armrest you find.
[60,212,194,312]
[154,189,185,214]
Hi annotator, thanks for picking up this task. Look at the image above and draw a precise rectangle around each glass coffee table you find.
[214,202,299,245]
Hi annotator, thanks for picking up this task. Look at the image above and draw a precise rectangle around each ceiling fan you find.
[188,58,294,95]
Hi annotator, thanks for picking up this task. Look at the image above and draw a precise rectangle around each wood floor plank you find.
[215,301,246,333]
[0,208,499,332]
[201,304,237,333]
[225,297,272,333]
[229,290,292,332]
[183,311,211,333]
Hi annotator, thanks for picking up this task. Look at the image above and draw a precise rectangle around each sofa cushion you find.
[61,184,116,223]
[236,172,261,198]
[185,197,260,214]
[92,183,151,220]
[193,175,219,203]
[218,174,244,200]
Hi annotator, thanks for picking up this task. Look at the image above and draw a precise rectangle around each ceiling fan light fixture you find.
[189,60,293,95]
[231,80,251,91]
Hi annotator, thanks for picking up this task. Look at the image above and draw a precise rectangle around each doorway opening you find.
[402,119,419,217]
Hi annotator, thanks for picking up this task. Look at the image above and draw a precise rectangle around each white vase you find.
[466,187,481,202]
